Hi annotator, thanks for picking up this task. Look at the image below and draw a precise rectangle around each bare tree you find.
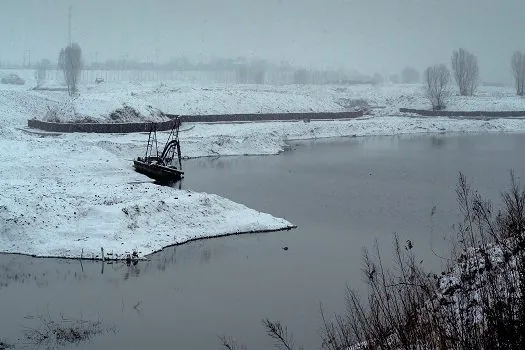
[401,67,420,84]
[451,48,479,96]
[511,51,525,96]
[58,43,83,96]
[424,64,451,110]
[34,59,50,88]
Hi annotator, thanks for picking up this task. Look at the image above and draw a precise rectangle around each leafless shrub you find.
[43,102,77,123]
[511,51,525,96]
[219,319,303,350]
[321,235,442,350]
[43,106,62,123]
[497,172,525,239]
[23,313,116,348]
[0,339,14,349]
[442,172,525,349]
[58,43,83,96]
[319,172,525,350]
[451,48,479,96]
[262,318,303,350]
[338,98,370,113]
[424,64,451,110]
[219,335,248,350]
[74,116,100,124]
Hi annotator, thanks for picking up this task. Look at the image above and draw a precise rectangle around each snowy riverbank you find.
[0,137,294,259]
[1,82,525,259]
[56,116,525,160]
[1,81,525,126]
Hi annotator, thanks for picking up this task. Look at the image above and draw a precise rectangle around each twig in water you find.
[262,318,302,350]
[218,335,248,350]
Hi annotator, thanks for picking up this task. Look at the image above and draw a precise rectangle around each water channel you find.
[1,133,525,349]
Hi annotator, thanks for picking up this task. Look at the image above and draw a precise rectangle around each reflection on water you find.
[0,240,225,290]
[200,248,211,264]
[0,250,171,289]
[431,135,446,148]
[123,262,140,280]
[154,246,177,271]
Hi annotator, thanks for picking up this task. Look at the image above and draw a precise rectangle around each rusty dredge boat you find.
[133,118,184,182]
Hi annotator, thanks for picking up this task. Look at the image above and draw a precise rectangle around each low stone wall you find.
[175,111,363,123]
[400,108,525,118]
[27,118,179,133]
[27,110,364,133]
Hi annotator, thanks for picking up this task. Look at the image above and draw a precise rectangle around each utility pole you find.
[68,5,72,45]
[23,50,31,67]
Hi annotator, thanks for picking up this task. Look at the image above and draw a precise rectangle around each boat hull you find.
[133,160,184,182]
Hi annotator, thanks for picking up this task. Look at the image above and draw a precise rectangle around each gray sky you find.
[1,0,524,82]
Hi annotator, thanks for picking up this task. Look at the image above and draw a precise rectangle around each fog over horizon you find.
[1,0,524,83]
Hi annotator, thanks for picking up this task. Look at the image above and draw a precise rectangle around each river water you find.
[1,133,525,349]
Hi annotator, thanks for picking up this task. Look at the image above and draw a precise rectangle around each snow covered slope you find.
[2,82,525,127]
[0,137,294,259]
[1,81,525,259]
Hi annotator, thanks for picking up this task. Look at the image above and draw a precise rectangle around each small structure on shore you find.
[133,118,184,182]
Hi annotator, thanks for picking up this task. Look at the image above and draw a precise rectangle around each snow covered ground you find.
[1,80,525,259]
[0,136,294,259]
[2,77,525,125]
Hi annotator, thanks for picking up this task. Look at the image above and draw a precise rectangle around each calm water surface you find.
[1,133,525,349]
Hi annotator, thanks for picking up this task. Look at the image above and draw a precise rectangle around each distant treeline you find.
[0,56,378,85]
[22,68,375,85]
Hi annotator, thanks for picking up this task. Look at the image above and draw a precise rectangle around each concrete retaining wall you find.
[27,110,364,133]
[176,111,363,123]
[27,118,179,133]
[399,108,525,118]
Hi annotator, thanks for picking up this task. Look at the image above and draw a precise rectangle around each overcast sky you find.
[1,0,524,82]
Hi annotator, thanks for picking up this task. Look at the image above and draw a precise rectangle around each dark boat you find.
[133,119,184,182]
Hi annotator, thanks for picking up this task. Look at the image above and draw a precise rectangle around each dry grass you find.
[221,172,525,350]
[220,319,304,350]
[0,339,14,349]
[22,312,116,348]
[320,172,525,350]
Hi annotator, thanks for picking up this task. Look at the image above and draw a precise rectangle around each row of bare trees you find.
[425,49,525,110]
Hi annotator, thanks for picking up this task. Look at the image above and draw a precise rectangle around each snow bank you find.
[0,138,294,259]
[2,83,525,129]
[2,82,525,260]
[79,82,525,116]
[42,95,167,123]
[59,116,525,161]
